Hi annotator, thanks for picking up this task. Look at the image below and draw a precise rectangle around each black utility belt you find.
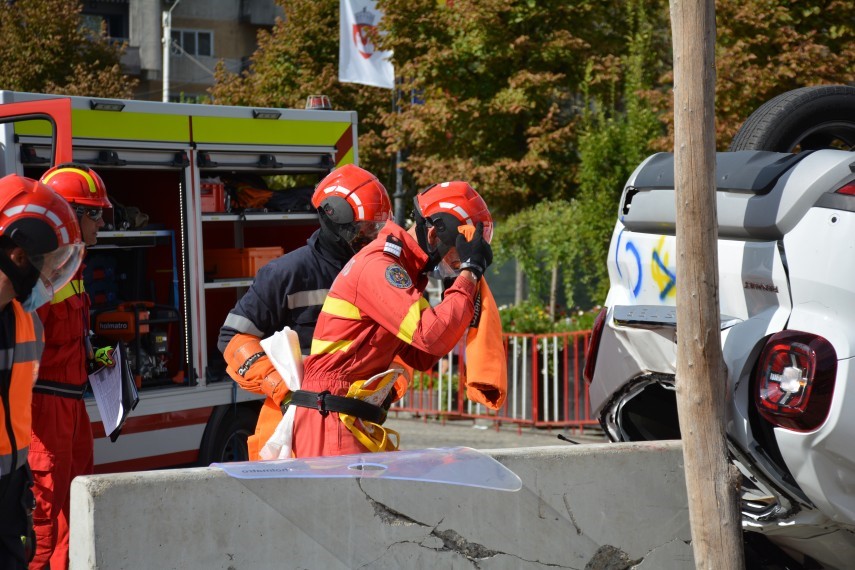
[290,390,387,425]
[33,379,88,400]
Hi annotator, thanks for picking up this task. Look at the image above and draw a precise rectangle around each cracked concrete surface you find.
[71,442,694,569]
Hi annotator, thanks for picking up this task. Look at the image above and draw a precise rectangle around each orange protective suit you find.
[294,222,478,457]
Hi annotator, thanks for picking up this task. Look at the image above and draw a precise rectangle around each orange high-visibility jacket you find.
[0,300,43,476]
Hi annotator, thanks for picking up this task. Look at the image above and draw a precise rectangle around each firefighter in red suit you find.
[29,164,112,570]
[221,164,392,460]
[291,181,494,457]
[0,175,83,570]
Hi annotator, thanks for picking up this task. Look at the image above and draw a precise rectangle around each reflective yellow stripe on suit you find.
[320,297,362,320]
[310,338,354,355]
[51,279,84,304]
[310,297,362,355]
[396,297,430,344]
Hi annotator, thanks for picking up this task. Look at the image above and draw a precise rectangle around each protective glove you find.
[94,346,115,367]
[455,222,493,280]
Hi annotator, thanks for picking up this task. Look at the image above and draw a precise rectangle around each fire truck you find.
[0,91,358,473]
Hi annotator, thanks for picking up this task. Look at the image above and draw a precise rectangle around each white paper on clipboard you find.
[88,346,137,439]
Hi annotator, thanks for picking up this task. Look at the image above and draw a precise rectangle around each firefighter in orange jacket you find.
[29,164,112,570]
[290,181,494,457]
[221,164,392,460]
[0,175,83,570]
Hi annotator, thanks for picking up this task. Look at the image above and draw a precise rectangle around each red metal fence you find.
[390,331,598,433]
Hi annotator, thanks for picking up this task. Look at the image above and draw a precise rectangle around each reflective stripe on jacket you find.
[304,221,477,386]
[36,272,89,385]
[0,300,43,476]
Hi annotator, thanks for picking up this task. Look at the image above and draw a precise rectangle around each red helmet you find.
[40,163,111,209]
[415,181,493,246]
[312,164,391,224]
[0,174,85,303]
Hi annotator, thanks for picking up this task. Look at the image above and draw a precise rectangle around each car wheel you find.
[729,85,855,152]
[198,405,257,465]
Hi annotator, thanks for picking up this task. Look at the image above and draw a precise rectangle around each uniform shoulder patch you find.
[383,235,403,258]
[385,263,412,289]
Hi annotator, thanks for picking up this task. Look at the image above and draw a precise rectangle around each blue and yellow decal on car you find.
[385,264,412,289]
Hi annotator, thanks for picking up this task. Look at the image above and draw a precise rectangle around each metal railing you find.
[391,331,597,432]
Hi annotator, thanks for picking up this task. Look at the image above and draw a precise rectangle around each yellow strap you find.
[337,371,401,452]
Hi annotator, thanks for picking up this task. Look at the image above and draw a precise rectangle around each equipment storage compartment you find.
[4,89,361,471]
[25,163,191,392]
[199,167,324,383]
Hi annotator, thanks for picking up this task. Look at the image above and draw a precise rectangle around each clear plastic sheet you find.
[214,446,522,491]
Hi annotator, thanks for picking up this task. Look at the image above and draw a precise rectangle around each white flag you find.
[339,0,395,89]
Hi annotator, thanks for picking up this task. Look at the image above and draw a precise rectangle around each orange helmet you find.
[312,164,391,224]
[40,163,111,209]
[0,174,85,309]
[415,181,493,248]
[312,164,392,252]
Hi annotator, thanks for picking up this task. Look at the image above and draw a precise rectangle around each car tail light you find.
[834,180,855,196]
[583,307,608,384]
[754,330,836,432]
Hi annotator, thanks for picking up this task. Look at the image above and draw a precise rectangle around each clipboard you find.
[88,342,140,442]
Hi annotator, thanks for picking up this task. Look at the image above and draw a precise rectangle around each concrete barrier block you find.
[70,441,693,569]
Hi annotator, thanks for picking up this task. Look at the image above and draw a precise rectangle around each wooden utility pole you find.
[670,1,745,568]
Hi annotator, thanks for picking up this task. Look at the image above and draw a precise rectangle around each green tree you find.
[0,0,134,97]
[494,0,663,309]
[647,0,855,150]
[210,0,393,184]
[379,0,634,218]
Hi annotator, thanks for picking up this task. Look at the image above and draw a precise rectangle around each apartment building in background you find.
[81,0,283,101]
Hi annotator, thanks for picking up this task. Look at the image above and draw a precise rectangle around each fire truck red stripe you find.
[91,406,214,438]
[94,450,199,474]
[335,125,354,166]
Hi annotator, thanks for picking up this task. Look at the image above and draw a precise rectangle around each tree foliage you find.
[212,0,855,311]
[380,0,631,218]
[0,0,134,97]
[495,0,664,308]
[647,0,855,150]
[210,0,393,184]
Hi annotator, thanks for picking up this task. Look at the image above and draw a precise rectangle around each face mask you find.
[20,277,53,312]
[428,258,461,281]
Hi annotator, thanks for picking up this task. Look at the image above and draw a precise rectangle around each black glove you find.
[455,222,493,280]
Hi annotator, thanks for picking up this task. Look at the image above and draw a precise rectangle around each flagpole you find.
[393,79,406,225]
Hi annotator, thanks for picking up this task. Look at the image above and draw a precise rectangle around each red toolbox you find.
[200,182,226,213]
[205,247,283,279]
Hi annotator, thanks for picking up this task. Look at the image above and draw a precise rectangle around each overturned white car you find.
[584,85,855,569]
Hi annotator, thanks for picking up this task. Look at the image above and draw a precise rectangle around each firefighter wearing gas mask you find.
[0,174,83,570]
[220,164,392,460]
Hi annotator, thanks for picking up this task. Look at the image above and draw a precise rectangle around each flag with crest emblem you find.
[339,0,395,89]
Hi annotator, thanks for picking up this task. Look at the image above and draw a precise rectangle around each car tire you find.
[197,405,258,465]
[729,85,855,152]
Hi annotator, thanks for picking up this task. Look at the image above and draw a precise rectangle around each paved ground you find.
[384,412,609,451]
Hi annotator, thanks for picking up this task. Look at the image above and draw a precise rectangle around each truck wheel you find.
[198,406,257,465]
[729,85,855,152]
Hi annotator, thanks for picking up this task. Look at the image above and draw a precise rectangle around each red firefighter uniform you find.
[294,222,477,457]
[29,272,93,570]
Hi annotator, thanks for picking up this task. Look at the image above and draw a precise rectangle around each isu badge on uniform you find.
[385,264,412,289]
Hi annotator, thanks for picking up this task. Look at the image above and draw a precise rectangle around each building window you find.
[171,29,213,57]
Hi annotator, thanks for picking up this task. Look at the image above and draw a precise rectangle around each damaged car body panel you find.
[587,148,855,567]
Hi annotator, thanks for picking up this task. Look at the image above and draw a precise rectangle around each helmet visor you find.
[349,220,386,251]
[29,242,85,296]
